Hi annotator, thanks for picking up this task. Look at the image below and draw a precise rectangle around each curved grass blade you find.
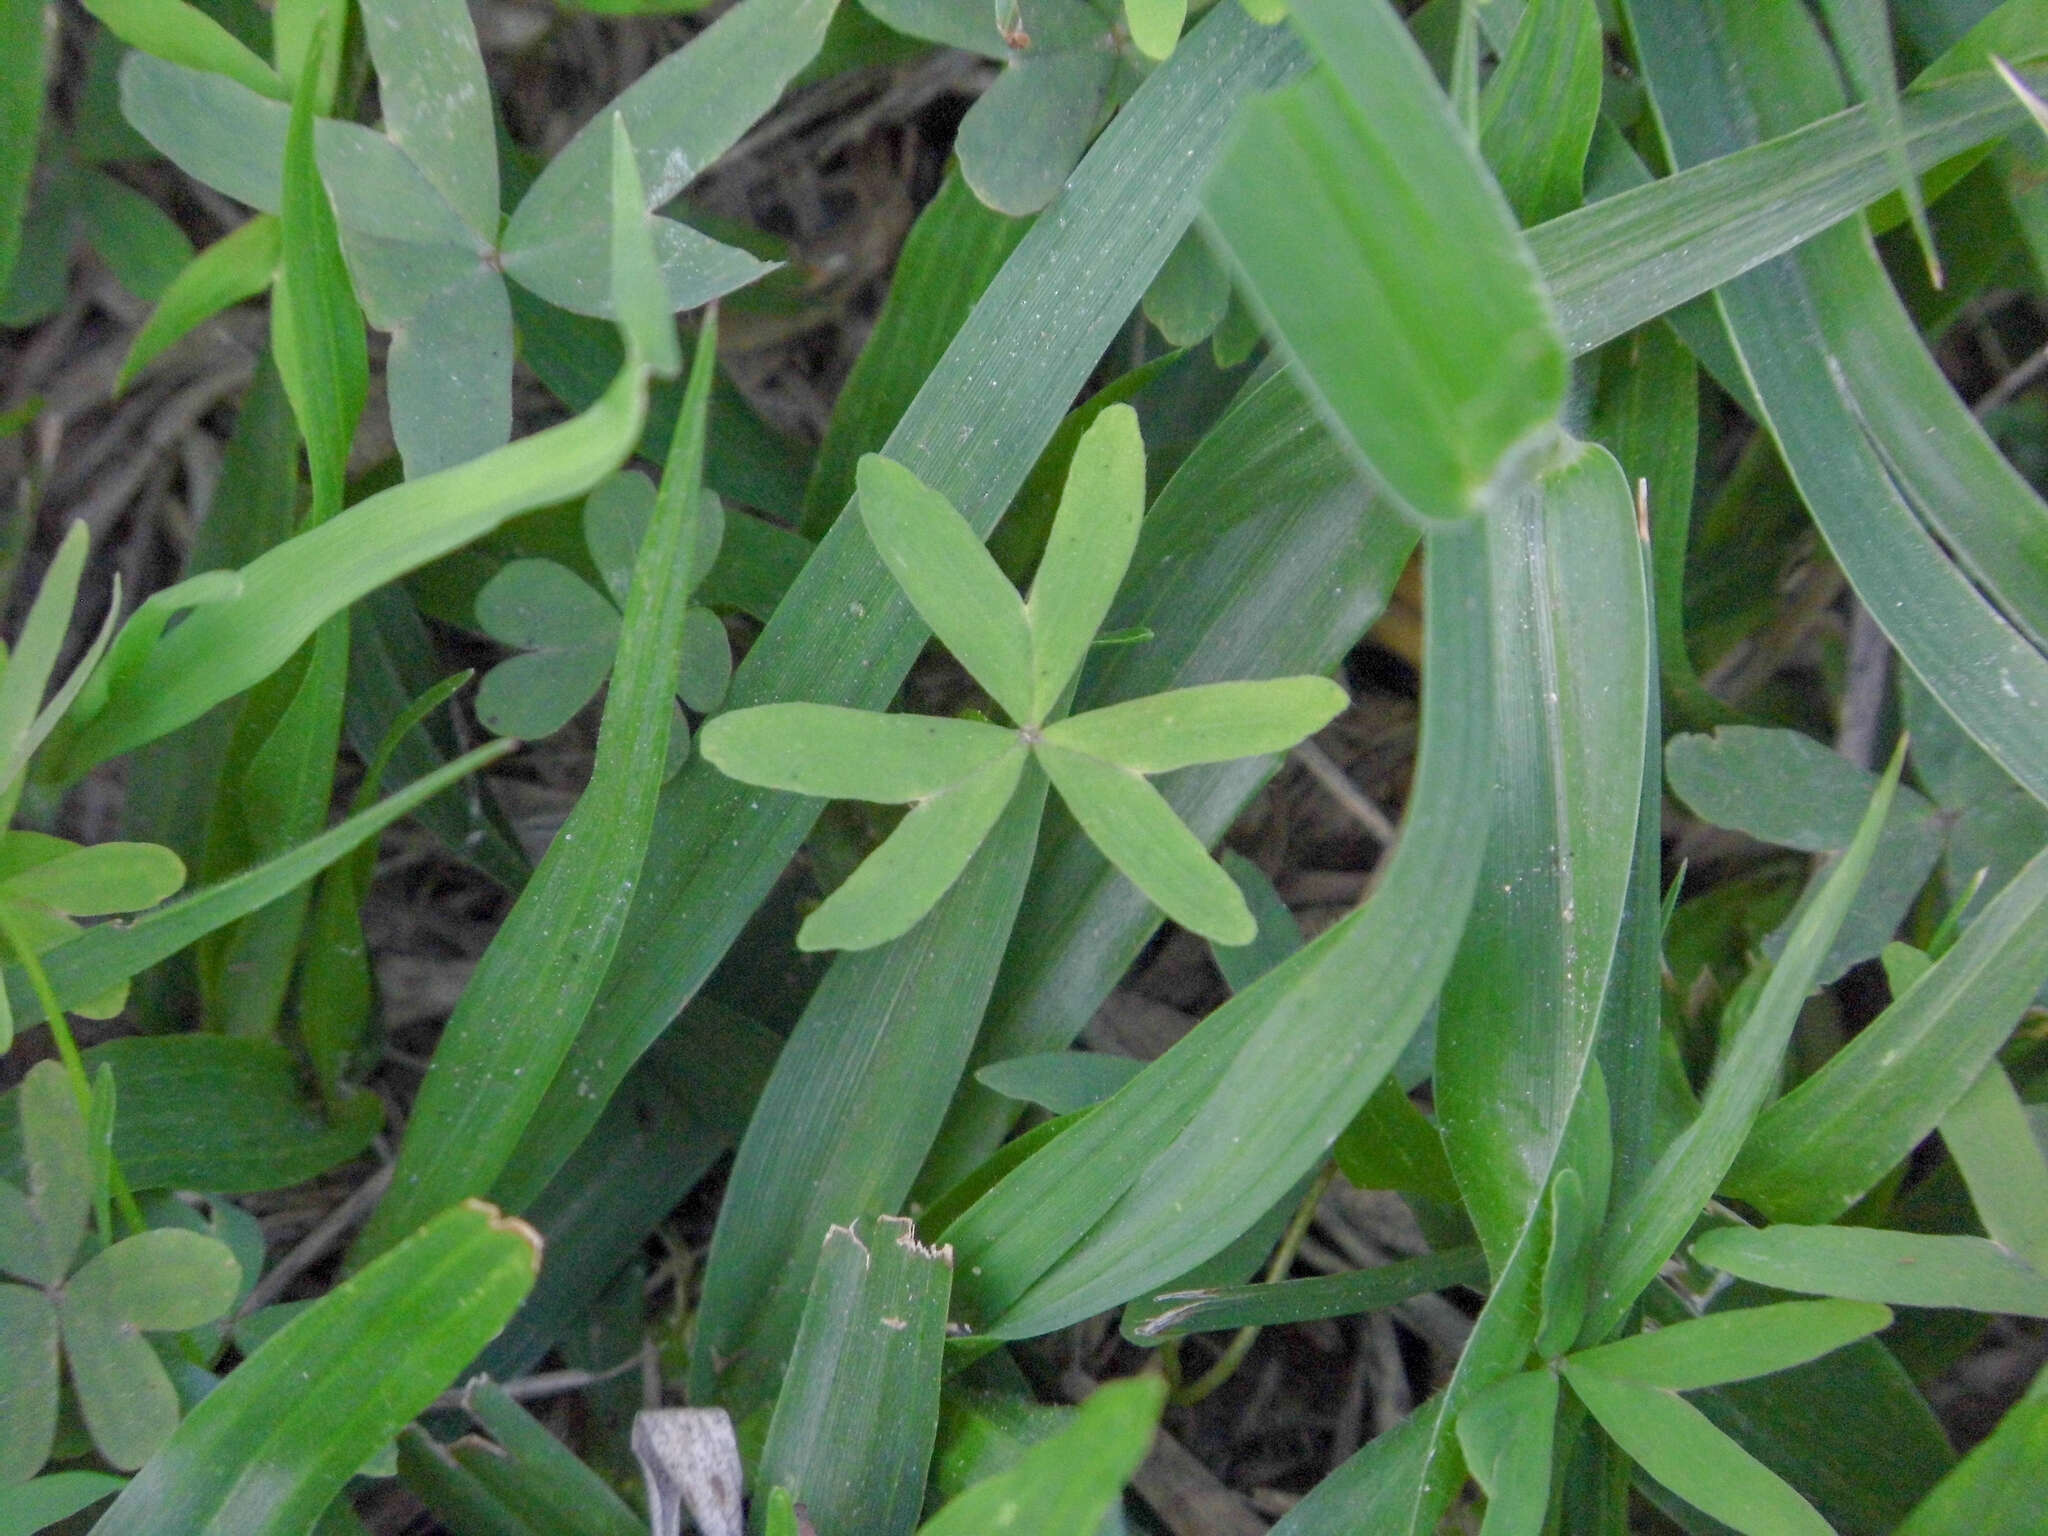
[854,453,1032,722]
[798,749,1028,953]
[945,517,1492,1339]
[1203,0,1565,523]
[1043,677,1348,772]
[499,5,1311,1201]
[700,705,1017,802]
[1583,743,1903,1338]
[1477,0,1601,224]
[1896,1364,2048,1536]
[88,1200,538,1536]
[3,740,510,1031]
[1725,840,2048,1224]
[81,0,282,98]
[351,305,714,1262]
[118,216,281,393]
[1131,1246,1487,1341]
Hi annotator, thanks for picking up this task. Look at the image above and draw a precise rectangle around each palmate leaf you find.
[1041,679,1346,769]
[700,707,1017,802]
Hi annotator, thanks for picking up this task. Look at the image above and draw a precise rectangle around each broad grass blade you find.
[1896,1365,2048,1535]
[1567,1300,1891,1389]
[757,1216,950,1536]
[1435,440,1648,1269]
[1478,0,1601,223]
[1940,1063,2048,1270]
[1694,1225,2048,1317]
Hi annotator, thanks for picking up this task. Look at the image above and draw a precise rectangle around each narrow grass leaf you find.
[1567,1300,1892,1390]
[700,704,1016,803]
[457,1380,644,1536]
[800,170,1028,538]
[1725,834,2048,1223]
[89,1201,538,1536]
[916,1375,1163,1536]
[1457,1370,1557,1536]
[0,1472,126,1535]
[1896,1366,2048,1536]
[757,1216,950,1536]
[946,518,1492,1340]
[1436,440,1648,1269]
[855,453,1032,721]
[1130,1247,1487,1341]
[351,317,716,1260]
[2,742,509,1032]
[1940,1063,2048,1271]
[1025,404,1147,721]
[798,749,1028,952]
[0,0,43,303]
[273,24,366,528]
[0,523,88,803]
[1563,1366,1833,1536]
[1813,0,1939,283]
[1043,678,1348,772]
[1036,742,1254,946]
[118,216,280,392]
[1584,742,1903,1338]
[1478,0,1601,224]
[1693,1226,2048,1317]
[503,8,1309,1202]
[1203,0,1566,522]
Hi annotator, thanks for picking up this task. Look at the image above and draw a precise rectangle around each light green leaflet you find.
[117,0,831,476]
[700,406,1347,950]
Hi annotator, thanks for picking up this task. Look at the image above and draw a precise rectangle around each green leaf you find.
[1940,1063,2048,1271]
[118,215,281,393]
[0,842,184,916]
[955,43,1118,217]
[52,356,651,773]
[81,0,282,98]
[273,22,366,527]
[1813,0,1938,283]
[64,1228,241,1332]
[497,0,832,317]
[1036,742,1252,946]
[1563,1365,1833,1536]
[355,0,499,243]
[90,1200,538,1536]
[15,1063,87,1288]
[916,1374,1163,1535]
[1024,404,1146,720]
[943,517,1492,1340]
[677,606,731,714]
[1583,742,1903,1337]
[1126,0,1185,60]
[75,170,193,302]
[2,742,510,1036]
[473,561,620,739]
[0,522,88,806]
[689,780,1046,1413]
[0,1285,58,1484]
[1568,1300,1892,1390]
[700,705,1019,803]
[0,1471,126,1534]
[1896,1365,2048,1536]
[975,1051,1142,1114]
[1725,839,2048,1224]
[1128,1246,1488,1341]
[455,1379,644,1536]
[1043,677,1347,771]
[757,1215,950,1536]
[1456,1371,1557,1536]
[1693,1225,2048,1317]
[1624,1,2048,812]
[798,748,1029,951]
[352,318,718,1260]
[800,168,1027,538]
[0,0,44,305]
[605,116,680,377]
[1203,0,1566,522]
[1141,230,1232,349]
[1435,439,1648,1268]
[1477,0,1601,224]
[854,453,1033,721]
[498,6,1311,1204]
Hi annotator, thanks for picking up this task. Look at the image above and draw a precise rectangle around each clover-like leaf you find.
[856,454,1034,722]
[1025,403,1146,720]
[0,1283,61,1484]
[473,561,623,740]
[700,706,1018,803]
[1125,0,1185,60]
[1043,678,1348,772]
[10,1065,89,1289]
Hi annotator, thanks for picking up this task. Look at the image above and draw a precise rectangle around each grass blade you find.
[1694,1226,2048,1317]
[1130,1247,1487,1341]
[351,307,715,1261]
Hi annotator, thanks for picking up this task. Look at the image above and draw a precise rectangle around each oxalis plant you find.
[700,403,1346,951]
